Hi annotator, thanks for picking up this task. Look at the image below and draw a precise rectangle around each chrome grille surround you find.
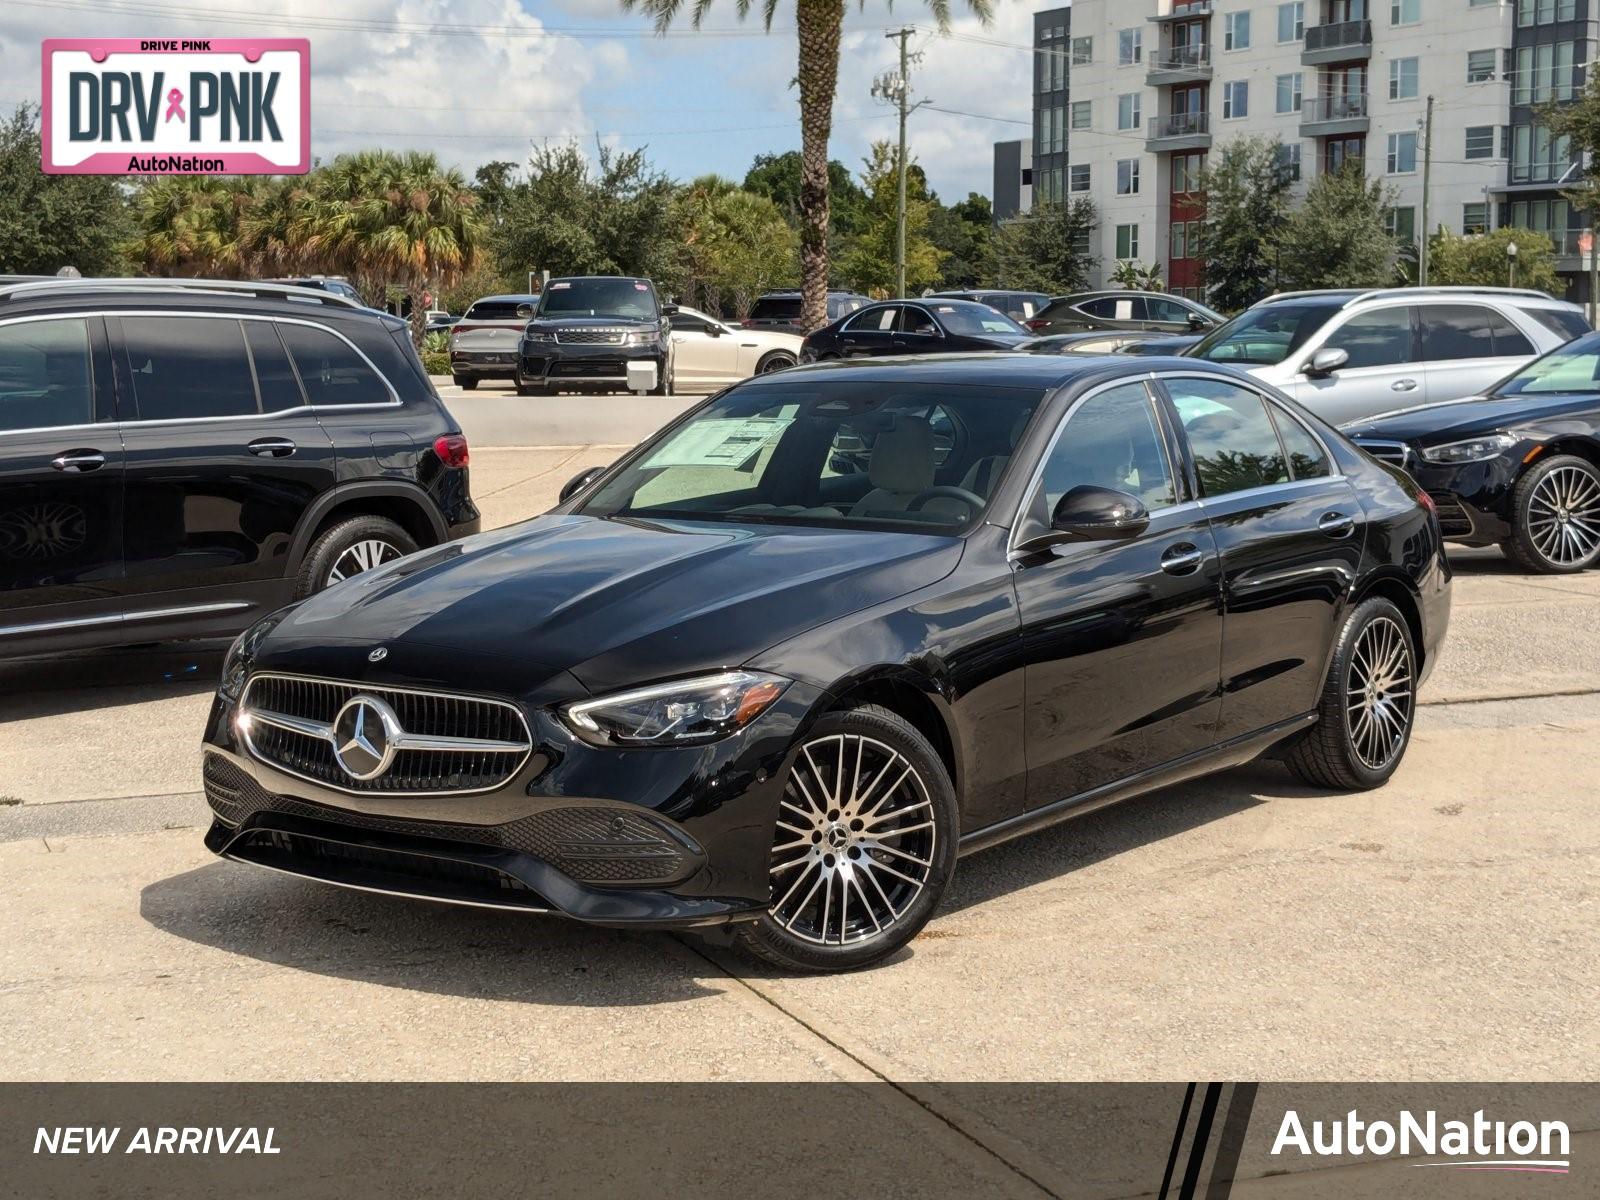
[1352,438,1413,474]
[553,329,626,345]
[238,673,533,797]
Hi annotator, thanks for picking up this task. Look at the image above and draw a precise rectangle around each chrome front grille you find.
[239,673,532,795]
[1353,439,1413,473]
[554,329,626,345]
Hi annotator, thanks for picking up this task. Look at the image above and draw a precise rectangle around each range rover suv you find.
[515,277,676,396]
[0,278,478,658]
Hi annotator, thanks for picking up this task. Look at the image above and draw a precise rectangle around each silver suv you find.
[1186,287,1591,426]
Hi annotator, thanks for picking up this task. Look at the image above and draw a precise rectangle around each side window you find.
[121,317,257,421]
[844,306,897,333]
[902,307,940,336]
[1420,305,1496,361]
[1269,405,1332,480]
[1167,378,1289,497]
[670,314,709,335]
[243,321,304,412]
[1079,296,1142,321]
[1144,297,1191,323]
[1321,307,1416,369]
[276,323,390,407]
[0,318,95,433]
[1039,383,1176,512]
[1485,310,1535,357]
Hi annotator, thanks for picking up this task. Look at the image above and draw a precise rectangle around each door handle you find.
[1160,543,1205,575]
[50,450,106,473]
[1390,378,1418,392]
[248,437,297,458]
[1318,511,1356,538]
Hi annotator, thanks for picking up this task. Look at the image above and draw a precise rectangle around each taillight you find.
[1416,489,1437,516]
[741,318,756,328]
[434,433,469,468]
[1025,318,1048,330]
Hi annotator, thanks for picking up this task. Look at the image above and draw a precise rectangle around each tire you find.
[756,350,796,375]
[453,375,478,391]
[1502,453,1600,574]
[650,357,675,396]
[1284,597,1417,791]
[731,704,958,973]
[514,375,548,397]
[293,515,419,599]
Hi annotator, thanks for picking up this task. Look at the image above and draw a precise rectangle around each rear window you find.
[277,324,390,407]
[463,300,534,322]
[1524,307,1591,343]
[751,296,803,320]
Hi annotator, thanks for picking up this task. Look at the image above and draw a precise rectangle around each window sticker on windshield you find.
[549,281,571,290]
[642,417,794,471]
[634,282,649,290]
[937,306,955,313]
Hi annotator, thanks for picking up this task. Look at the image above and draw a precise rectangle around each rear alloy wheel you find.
[294,515,419,599]
[732,705,957,973]
[1504,454,1600,574]
[1285,597,1416,791]
[756,351,796,374]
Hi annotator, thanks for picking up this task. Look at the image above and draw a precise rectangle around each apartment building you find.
[1056,0,1595,300]
[992,138,1035,220]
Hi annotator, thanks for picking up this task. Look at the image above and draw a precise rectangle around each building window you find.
[1517,0,1577,24]
[1463,203,1489,235]
[1172,221,1203,261]
[1466,49,1496,84]
[1390,0,1420,24]
[1277,2,1305,42]
[1071,100,1092,130]
[1225,12,1251,50]
[1119,28,1143,65]
[1276,73,1304,114]
[1070,163,1091,192]
[1118,92,1142,130]
[1172,151,1205,193]
[1116,223,1140,260]
[1325,135,1365,174]
[1223,81,1249,119]
[1514,42,1577,105]
[1117,158,1141,195]
[1385,206,1417,245]
[1072,36,1093,64]
[1387,131,1418,174]
[1511,122,1574,184]
[1276,141,1302,181]
[1389,58,1419,100]
[1465,126,1495,159]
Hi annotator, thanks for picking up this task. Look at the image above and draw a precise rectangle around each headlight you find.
[1419,433,1517,465]
[525,331,555,343]
[561,670,790,747]
[625,329,656,346]
[218,608,293,701]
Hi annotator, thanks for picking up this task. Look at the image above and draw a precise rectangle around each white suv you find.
[1187,287,1591,426]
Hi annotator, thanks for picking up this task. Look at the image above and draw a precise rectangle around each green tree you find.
[0,105,132,275]
[622,0,994,331]
[1277,166,1396,291]
[130,175,250,276]
[1538,76,1600,229]
[1198,136,1292,312]
[927,191,991,289]
[1110,259,1164,290]
[743,150,868,237]
[986,199,1097,294]
[1426,226,1561,294]
[676,175,799,316]
[838,142,944,294]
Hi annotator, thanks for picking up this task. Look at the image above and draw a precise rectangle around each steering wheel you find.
[906,485,986,518]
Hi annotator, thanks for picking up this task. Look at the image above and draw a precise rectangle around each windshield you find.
[537,278,658,320]
[750,296,802,320]
[1493,332,1600,395]
[578,378,1046,533]
[930,305,1029,336]
[464,299,534,321]
[1189,301,1345,365]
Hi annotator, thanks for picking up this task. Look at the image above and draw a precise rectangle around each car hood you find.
[263,514,963,693]
[1342,393,1600,443]
[525,316,657,332]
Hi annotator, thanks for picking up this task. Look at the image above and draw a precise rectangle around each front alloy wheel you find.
[732,705,957,972]
[1506,455,1600,574]
[327,538,404,586]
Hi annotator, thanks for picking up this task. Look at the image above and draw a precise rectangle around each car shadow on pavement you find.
[138,859,729,1006]
[0,643,226,720]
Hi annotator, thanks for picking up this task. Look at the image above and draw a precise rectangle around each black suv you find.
[742,289,871,335]
[0,278,478,658]
[515,277,676,396]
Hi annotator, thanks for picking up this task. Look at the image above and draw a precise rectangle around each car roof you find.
[767,350,1222,390]
[1257,286,1575,310]
[471,294,540,303]
[930,289,1044,297]
[546,276,651,284]
[0,277,406,328]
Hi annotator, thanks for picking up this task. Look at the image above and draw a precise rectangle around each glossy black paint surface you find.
[800,299,1031,361]
[205,354,1451,927]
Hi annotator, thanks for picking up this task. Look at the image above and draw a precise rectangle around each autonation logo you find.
[1272,1108,1571,1175]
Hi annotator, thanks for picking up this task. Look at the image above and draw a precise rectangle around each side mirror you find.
[1305,347,1349,377]
[1015,486,1150,553]
[1186,313,1207,331]
[559,466,606,505]
[516,303,534,319]
[661,303,680,317]
[706,323,724,337]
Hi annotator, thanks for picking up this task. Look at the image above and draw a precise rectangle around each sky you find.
[1,0,1043,201]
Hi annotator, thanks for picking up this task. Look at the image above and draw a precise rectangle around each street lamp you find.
[1507,239,1519,288]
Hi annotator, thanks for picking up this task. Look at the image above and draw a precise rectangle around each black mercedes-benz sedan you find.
[1346,332,1600,573]
[799,298,1031,362]
[202,354,1451,973]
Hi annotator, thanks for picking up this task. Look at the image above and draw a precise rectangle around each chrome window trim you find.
[0,600,251,639]
[0,309,401,437]
[840,304,899,334]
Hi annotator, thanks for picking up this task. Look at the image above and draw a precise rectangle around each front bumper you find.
[1353,438,1520,546]
[518,340,664,389]
[450,350,518,379]
[201,677,822,928]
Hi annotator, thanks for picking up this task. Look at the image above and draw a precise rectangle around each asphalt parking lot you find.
[1,379,1596,1087]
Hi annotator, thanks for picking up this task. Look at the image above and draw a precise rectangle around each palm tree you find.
[237,176,312,277]
[131,176,249,276]
[621,0,992,332]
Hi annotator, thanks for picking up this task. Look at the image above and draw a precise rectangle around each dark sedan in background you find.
[1019,331,1195,356]
[1025,290,1224,336]
[800,298,1031,361]
[1347,332,1600,573]
[203,353,1449,974]
[927,289,1051,321]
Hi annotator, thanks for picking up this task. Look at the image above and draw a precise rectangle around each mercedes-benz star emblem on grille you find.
[368,646,388,663]
[332,695,400,780]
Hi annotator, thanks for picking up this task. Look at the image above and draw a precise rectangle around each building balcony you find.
[1146,111,1212,152]
[1299,92,1370,137]
[1148,1,1213,23]
[1301,19,1372,66]
[1146,45,1212,85]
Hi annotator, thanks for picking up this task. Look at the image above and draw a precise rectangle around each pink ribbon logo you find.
[164,88,185,123]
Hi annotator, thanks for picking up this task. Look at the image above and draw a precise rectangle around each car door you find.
[838,305,901,358]
[1014,380,1224,807]
[1418,303,1538,405]
[892,304,948,354]
[1158,373,1364,742]
[111,313,337,603]
[1286,303,1423,426]
[0,314,125,633]
[669,310,740,388]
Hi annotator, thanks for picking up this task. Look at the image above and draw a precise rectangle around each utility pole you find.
[1418,95,1434,287]
[873,29,927,298]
